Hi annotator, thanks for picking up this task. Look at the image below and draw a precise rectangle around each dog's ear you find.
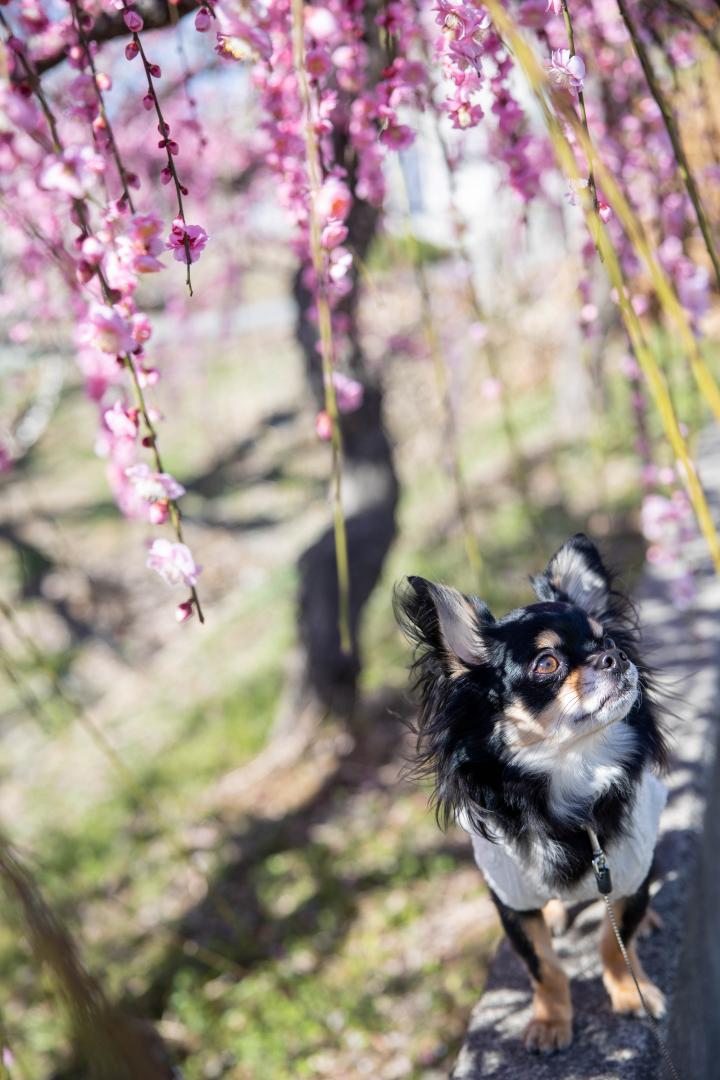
[532,534,612,621]
[394,576,493,673]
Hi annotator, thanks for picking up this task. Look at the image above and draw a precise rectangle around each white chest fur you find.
[459,769,668,911]
[510,721,639,823]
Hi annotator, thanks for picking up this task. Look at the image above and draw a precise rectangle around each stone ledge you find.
[452,428,720,1080]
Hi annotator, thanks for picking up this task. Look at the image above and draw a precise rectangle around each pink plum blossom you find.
[104,401,138,440]
[445,99,484,129]
[166,219,208,263]
[78,305,134,355]
[81,236,105,266]
[116,213,165,273]
[315,178,352,224]
[305,6,338,40]
[321,221,348,249]
[332,372,364,414]
[130,312,153,345]
[328,247,353,281]
[215,20,272,63]
[548,50,586,94]
[40,146,105,198]
[147,539,202,588]
[379,122,414,149]
[76,348,122,401]
[125,463,185,502]
[306,48,331,79]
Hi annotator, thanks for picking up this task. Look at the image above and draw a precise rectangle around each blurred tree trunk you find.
[285,186,399,735]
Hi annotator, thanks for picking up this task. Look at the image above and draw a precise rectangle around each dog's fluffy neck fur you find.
[472,711,649,891]
[507,715,638,825]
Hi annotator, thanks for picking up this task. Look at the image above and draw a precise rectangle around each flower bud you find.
[195,8,211,31]
[76,260,95,284]
[175,600,194,623]
[149,500,169,525]
[315,410,332,441]
[123,9,144,32]
[137,366,160,388]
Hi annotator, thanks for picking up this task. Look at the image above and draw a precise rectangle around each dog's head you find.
[395,534,666,834]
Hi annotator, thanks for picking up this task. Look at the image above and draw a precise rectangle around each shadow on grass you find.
[136,692,417,1017]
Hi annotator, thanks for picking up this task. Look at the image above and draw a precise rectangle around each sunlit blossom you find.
[166,219,209,263]
[147,539,202,588]
[548,49,586,94]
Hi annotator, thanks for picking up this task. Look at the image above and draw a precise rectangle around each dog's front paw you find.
[604,974,666,1019]
[523,1017,573,1054]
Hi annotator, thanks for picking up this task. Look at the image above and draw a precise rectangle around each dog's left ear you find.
[394,576,493,674]
[532,533,612,621]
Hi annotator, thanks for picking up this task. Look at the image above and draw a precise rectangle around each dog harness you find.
[460,769,667,911]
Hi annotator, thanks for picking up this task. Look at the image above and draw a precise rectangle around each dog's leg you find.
[490,891,573,1053]
[600,872,666,1018]
[542,898,568,937]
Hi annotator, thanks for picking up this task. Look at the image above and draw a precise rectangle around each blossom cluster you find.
[213,0,430,427]
[539,0,711,328]
[430,1,552,200]
[0,0,207,618]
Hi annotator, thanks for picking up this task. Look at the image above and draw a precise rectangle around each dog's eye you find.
[534,653,559,675]
[604,636,616,650]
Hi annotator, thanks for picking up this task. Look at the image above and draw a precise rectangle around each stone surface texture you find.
[452,428,720,1080]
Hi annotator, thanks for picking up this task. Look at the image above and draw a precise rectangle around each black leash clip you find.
[591,847,613,895]
[586,825,613,895]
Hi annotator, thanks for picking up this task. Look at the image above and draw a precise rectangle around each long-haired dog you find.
[395,534,668,1053]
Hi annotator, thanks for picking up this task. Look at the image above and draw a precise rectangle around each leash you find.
[585,826,681,1080]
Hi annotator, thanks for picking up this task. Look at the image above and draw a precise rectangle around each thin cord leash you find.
[585,826,681,1080]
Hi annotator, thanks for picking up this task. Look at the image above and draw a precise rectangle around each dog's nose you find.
[596,647,629,672]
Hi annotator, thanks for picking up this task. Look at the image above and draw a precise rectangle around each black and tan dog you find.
[395,534,667,1053]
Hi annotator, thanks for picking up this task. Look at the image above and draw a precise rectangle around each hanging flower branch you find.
[1,0,720,621]
[0,3,205,623]
[121,1,207,295]
[481,0,720,578]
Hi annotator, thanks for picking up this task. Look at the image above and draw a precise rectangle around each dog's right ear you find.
[394,576,494,675]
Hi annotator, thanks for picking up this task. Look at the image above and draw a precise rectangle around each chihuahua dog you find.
[395,534,668,1053]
